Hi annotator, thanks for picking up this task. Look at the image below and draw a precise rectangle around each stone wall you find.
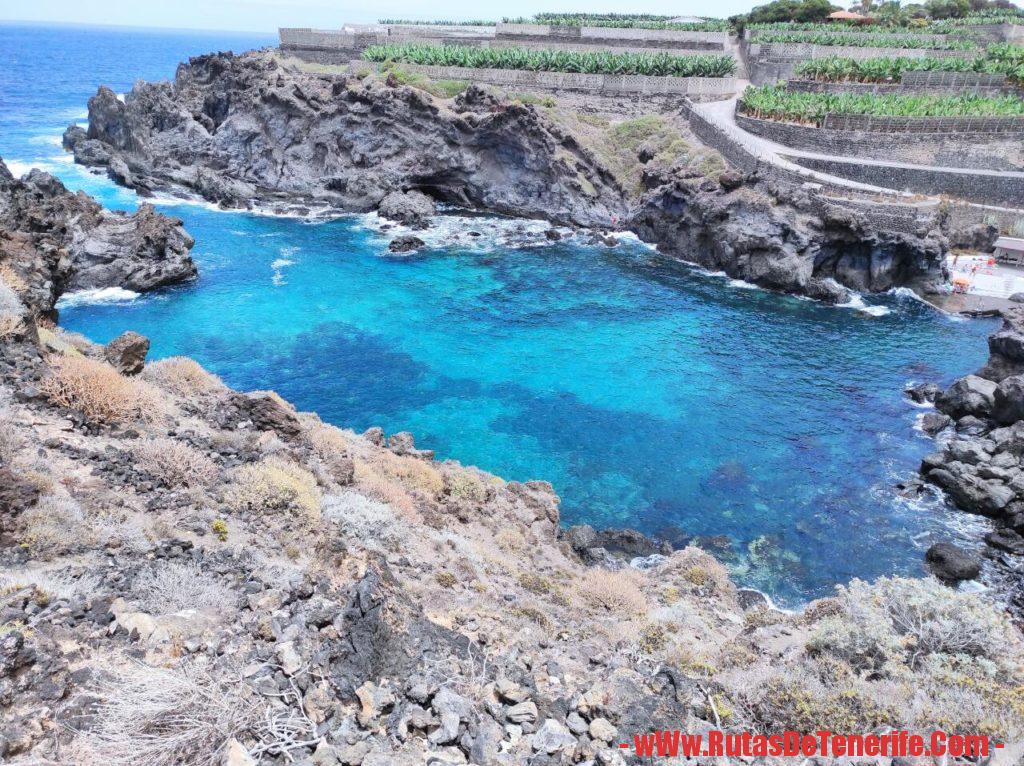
[682,101,1024,232]
[279,26,732,63]
[735,113,1024,171]
[790,155,1024,207]
[354,61,739,98]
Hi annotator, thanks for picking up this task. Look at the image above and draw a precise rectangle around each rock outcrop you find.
[631,173,946,300]
[0,158,195,316]
[63,51,626,227]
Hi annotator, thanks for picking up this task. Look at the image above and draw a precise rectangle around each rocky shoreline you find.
[62,50,953,304]
[914,308,1024,613]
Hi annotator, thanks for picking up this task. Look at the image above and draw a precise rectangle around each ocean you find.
[0,21,998,604]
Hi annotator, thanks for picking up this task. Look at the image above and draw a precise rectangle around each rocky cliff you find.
[0,158,195,319]
[63,50,950,302]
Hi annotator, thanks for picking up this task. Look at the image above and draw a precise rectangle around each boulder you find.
[905,382,941,405]
[532,719,576,755]
[230,391,302,441]
[718,171,743,191]
[103,331,150,375]
[388,235,425,254]
[925,465,1015,517]
[992,374,1024,425]
[924,542,982,581]
[935,375,997,419]
[919,411,952,435]
[985,527,1024,555]
[378,190,436,229]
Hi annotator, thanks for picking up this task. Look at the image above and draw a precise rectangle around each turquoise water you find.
[0,23,997,604]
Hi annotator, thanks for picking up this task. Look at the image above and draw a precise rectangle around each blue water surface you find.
[0,22,998,604]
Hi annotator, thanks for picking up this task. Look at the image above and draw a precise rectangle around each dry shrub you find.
[141,356,225,397]
[18,494,91,557]
[443,468,491,503]
[322,490,402,549]
[657,546,736,599]
[132,561,235,614]
[307,422,355,482]
[0,407,22,467]
[578,568,647,615]
[40,355,162,425]
[355,448,444,499]
[132,438,220,488]
[0,262,28,295]
[353,461,420,520]
[225,457,321,522]
[0,566,101,602]
[69,659,261,766]
[495,528,527,553]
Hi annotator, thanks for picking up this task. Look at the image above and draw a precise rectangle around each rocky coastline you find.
[62,50,952,304]
[0,158,195,320]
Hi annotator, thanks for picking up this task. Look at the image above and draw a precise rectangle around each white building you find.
[994,236,1024,266]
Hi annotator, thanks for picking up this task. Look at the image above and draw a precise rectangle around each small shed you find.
[994,236,1024,266]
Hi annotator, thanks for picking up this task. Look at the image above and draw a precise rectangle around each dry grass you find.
[141,356,225,397]
[69,659,261,766]
[40,355,163,425]
[323,490,402,549]
[225,457,321,522]
[577,568,647,615]
[132,438,220,488]
[656,546,736,600]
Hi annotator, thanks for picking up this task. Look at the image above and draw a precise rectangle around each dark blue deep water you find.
[0,23,998,604]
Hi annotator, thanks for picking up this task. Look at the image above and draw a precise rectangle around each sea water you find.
[0,23,998,604]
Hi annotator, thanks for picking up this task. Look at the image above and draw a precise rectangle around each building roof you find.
[995,236,1024,252]
[828,10,868,19]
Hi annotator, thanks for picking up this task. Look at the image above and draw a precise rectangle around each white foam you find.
[728,278,758,290]
[3,160,37,178]
[55,287,140,308]
[838,293,891,317]
[270,258,295,270]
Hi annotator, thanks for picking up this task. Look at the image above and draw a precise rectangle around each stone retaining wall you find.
[735,113,1023,171]
[683,100,1024,231]
[354,61,738,97]
[821,114,1024,134]
[790,155,1024,207]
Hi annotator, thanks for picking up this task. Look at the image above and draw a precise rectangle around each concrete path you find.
[692,97,1024,199]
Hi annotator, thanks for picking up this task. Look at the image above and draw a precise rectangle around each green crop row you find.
[754,30,977,48]
[362,44,737,77]
[378,19,498,26]
[502,15,730,31]
[739,84,1024,124]
[795,46,1024,84]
